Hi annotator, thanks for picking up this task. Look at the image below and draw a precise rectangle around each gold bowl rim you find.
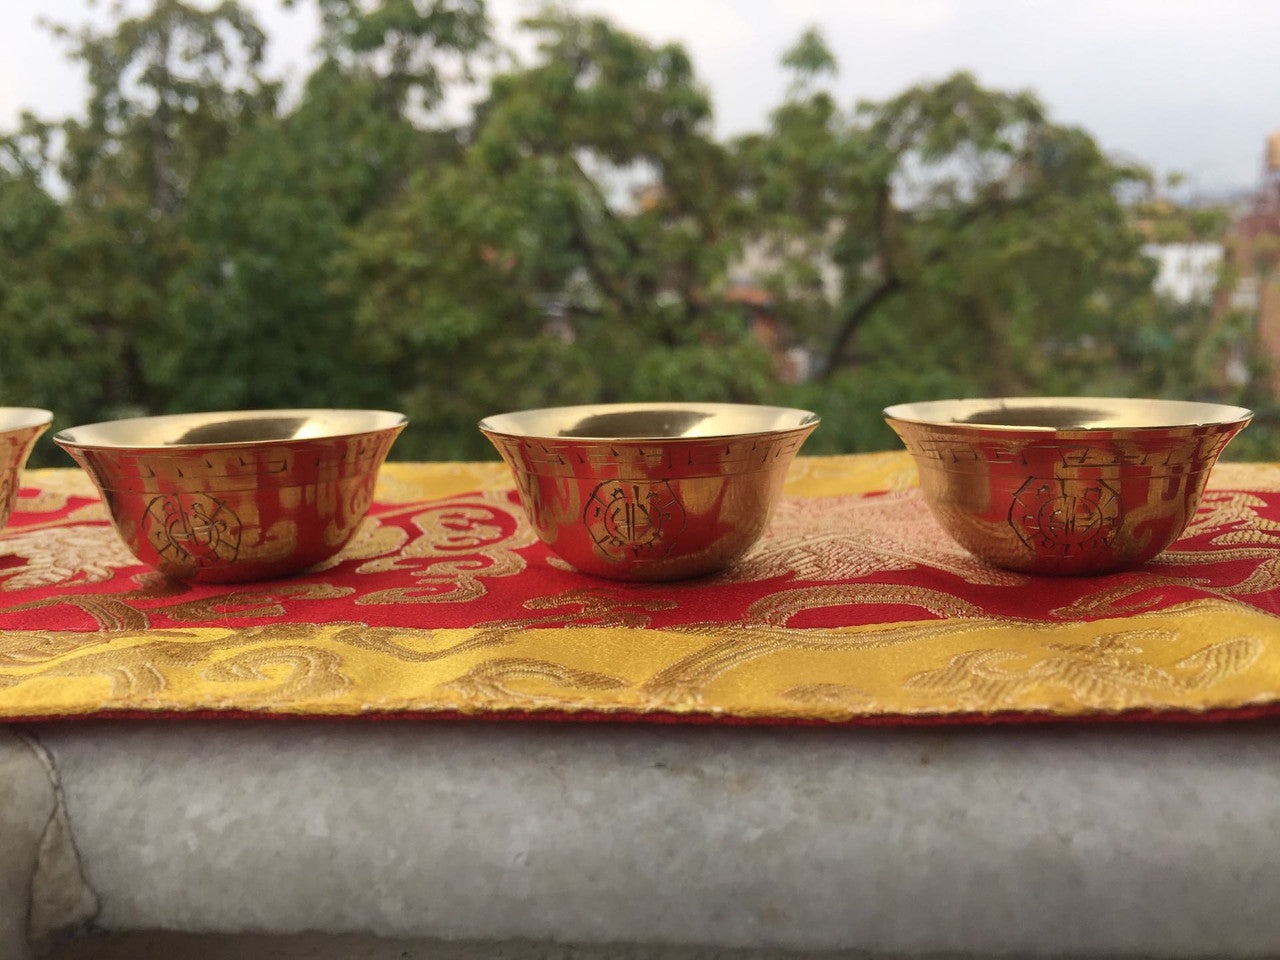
[53,409,408,451]
[883,397,1253,434]
[479,402,820,443]
[0,408,54,433]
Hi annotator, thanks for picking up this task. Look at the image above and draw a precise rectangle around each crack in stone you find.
[14,729,101,952]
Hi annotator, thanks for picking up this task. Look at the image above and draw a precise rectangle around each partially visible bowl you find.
[0,408,54,529]
[480,402,819,580]
[884,397,1252,575]
[55,409,407,582]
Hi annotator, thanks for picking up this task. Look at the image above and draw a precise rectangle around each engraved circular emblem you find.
[1009,477,1122,557]
[144,494,242,571]
[584,480,686,562]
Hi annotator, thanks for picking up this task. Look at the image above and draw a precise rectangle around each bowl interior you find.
[55,409,407,449]
[480,403,818,441]
[0,408,54,433]
[884,397,1252,432]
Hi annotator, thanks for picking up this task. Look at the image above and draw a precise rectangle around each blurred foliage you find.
[0,2,1272,465]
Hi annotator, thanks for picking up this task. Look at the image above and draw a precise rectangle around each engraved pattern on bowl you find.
[54,409,407,582]
[884,397,1252,576]
[480,403,820,581]
[0,408,54,531]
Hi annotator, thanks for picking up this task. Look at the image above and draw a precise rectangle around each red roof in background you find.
[723,284,773,308]
[1230,211,1280,240]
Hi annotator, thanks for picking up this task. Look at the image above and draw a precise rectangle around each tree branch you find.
[818,183,1039,379]
[818,276,904,380]
[819,180,899,379]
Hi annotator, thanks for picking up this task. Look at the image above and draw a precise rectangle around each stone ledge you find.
[42,931,991,960]
[0,729,98,960]
[15,719,1280,957]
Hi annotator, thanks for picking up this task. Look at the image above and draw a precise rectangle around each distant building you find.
[723,283,813,383]
[1217,132,1280,391]
[1145,242,1222,304]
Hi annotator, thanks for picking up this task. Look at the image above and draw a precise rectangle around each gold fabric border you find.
[2,598,1277,721]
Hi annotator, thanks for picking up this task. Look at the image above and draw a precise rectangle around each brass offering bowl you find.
[0,408,54,530]
[884,397,1252,576]
[55,409,407,582]
[480,402,819,580]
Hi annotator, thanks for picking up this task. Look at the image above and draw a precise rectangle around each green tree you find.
[2,6,1268,465]
[302,0,488,111]
[334,10,773,459]
[162,1,490,416]
[0,1,279,462]
[737,32,1171,452]
[0,123,129,434]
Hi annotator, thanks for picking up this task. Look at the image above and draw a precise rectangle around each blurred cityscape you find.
[1,1,1277,464]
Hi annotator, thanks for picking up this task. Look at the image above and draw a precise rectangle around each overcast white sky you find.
[2,0,1278,195]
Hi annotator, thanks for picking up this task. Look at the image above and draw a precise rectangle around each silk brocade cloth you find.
[2,453,1279,724]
